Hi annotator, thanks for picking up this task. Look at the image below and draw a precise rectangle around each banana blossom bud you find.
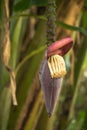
[39,37,73,117]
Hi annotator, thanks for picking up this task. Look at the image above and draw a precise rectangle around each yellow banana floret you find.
[47,55,66,78]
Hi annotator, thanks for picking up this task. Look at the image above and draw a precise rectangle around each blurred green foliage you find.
[0,0,87,130]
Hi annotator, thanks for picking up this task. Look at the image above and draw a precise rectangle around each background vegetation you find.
[0,0,87,130]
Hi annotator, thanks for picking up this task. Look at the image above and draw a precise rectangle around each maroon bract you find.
[47,37,73,58]
[39,37,73,116]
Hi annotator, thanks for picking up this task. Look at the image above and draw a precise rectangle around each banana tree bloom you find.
[39,37,73,117]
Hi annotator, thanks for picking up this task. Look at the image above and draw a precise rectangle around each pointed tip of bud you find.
[48,112,51,118]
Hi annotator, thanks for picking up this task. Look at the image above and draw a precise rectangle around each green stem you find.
[15,45,46,75]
